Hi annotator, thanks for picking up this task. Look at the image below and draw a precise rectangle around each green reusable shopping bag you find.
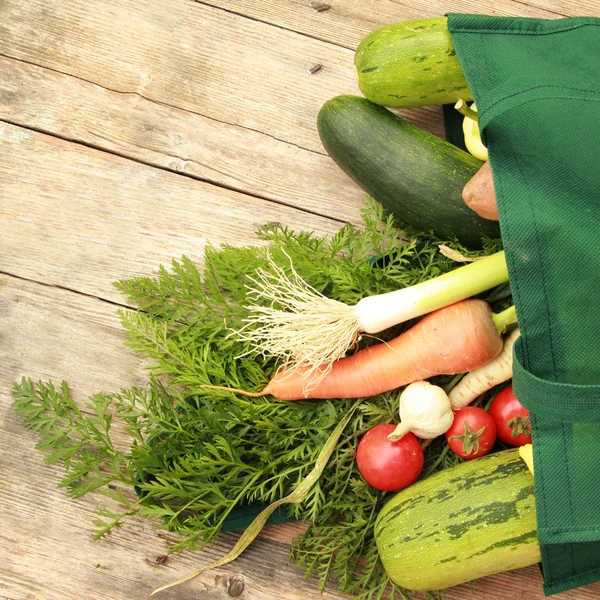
[447,14,600,595]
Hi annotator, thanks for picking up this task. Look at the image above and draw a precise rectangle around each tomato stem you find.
[509,415,532,438]
[449,420,485,456]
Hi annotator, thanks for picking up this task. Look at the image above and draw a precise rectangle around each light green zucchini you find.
[374,449,541,590]
[355,17,472,108]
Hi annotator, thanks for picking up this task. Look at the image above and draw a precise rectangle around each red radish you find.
[356,424,424,492]
[205,299,504,401]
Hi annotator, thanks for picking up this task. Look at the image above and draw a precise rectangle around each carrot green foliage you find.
[13,198,505,600]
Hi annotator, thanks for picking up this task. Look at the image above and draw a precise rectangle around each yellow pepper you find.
[456,100,489,161]
[519,443,535,476]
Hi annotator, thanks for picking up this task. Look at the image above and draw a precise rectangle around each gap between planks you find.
[0,268,136,311]
[0,112,344,229]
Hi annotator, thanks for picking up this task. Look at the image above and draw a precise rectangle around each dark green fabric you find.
[448,13,600,596]
[219,502,293,531]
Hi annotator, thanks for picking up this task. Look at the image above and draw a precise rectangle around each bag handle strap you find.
[513,336,600,422]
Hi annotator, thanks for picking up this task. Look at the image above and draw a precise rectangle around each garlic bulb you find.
[388,381,454,441]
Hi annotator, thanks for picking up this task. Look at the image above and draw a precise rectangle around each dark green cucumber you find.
[317,95,500,248]
[355,17,471,108]
[374,449,540,591]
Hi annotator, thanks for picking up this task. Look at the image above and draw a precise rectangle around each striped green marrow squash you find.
[355,17,472,108]
[374,449,541,591]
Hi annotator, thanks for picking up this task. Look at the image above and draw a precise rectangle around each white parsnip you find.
[448,326,520,410]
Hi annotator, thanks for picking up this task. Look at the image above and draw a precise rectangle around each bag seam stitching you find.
[451,21,600,36]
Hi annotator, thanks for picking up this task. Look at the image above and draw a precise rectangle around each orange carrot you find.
[206,299,504,401]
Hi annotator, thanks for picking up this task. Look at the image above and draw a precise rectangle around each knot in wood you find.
[227,576,245,597]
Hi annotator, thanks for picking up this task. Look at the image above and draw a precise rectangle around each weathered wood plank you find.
[0,0,359,154]
[0,1,447,221]
[0,121,343,302]
[198,0,589,50]
[514,0,600,16]
[1,277,146,398]
[0,55,364,223]
[4,1,600,600]
[1,0,592,229]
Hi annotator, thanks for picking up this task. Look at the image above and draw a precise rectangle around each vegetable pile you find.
[13,201,510,599]
[13,14,537,600]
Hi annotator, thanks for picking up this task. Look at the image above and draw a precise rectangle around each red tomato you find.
[489,386,532,446]
[356,424,424,492]
[446,407,497,459]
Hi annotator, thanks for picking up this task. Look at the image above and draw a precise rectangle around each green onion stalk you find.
[234,251,509,378]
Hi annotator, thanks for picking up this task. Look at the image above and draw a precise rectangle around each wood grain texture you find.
[198,0,584,49]
[0,121,342,302]
[0,0,358,154]
[0,55,365,221]
[0,275,342,600]
[0,0,447,215]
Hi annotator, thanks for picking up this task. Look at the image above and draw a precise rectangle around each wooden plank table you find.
[2,1,599,599]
